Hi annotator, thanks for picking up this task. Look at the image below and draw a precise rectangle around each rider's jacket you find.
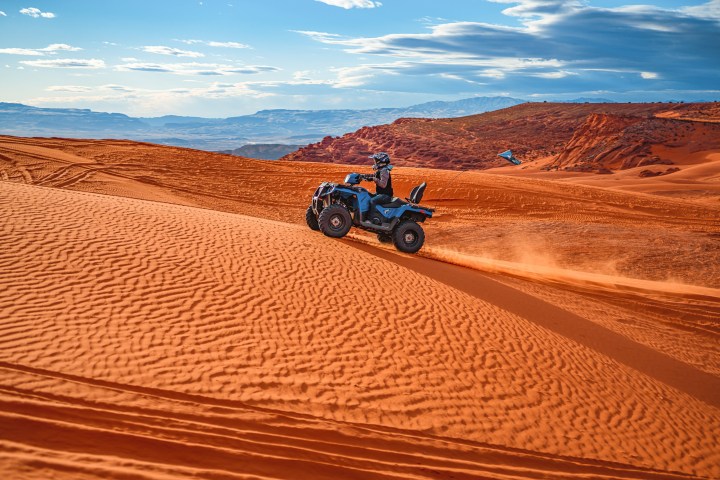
[373,165,393,197]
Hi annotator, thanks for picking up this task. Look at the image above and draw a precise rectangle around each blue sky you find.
[0,0,718,116]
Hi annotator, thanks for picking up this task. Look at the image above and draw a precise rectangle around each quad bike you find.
[306,172,434,253]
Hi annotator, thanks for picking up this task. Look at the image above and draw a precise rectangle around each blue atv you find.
[306,172,434,253]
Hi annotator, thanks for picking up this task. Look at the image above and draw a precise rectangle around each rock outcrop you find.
[283,102,720,172]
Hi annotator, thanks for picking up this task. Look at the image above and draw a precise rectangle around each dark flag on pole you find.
[498,150,521,165]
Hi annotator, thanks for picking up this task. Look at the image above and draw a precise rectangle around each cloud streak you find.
[0,44,82,56]
[0,48,44,56]
[115,61,280,76]
[20,58,105,69]
[315,0,382,8]
[179,39,250,49]
[142,46,205,58]
[46,84,143,93]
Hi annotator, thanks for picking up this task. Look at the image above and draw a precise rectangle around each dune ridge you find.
[2,135,719,287]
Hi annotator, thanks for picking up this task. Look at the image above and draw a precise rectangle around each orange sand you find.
[1,136,719,479]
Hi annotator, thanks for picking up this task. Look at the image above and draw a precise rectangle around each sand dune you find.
[2,135,719,287]
[1,136,719,478]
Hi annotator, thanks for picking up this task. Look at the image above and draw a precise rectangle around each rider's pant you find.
[369,194,392,217]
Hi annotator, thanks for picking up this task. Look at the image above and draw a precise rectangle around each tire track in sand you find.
[0,363,700,480]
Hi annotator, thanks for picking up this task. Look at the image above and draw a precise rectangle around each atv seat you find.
[379,198,406,208]
[406,182,426,205]
[379,183,428,208]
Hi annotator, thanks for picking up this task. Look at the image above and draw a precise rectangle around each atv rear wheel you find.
[305,206,320,231]
[392,221,425,253]
[318,204,352,238]
[377,233,392,244]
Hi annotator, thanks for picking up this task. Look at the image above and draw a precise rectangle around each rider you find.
[365,152,394,219]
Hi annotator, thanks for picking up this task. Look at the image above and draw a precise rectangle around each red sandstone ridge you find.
[282,102,720,172]
[547,113,720,172]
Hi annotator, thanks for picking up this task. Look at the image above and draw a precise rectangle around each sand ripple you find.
[1,182,719,478]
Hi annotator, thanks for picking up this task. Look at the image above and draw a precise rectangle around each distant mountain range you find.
[0,97,533,152]
[0,97,630,154]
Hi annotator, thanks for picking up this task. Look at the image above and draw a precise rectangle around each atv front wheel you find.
[377,233,392,244]
[392,221,425,253]
[318,204,352,238]
[305,206,320,231]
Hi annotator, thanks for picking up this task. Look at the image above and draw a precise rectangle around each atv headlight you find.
[319,183,335,196]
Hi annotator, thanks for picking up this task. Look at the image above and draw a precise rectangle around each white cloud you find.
[47,84,134,93]
[20,58,105,69]
[250,77,336,90]
[142,46,204,58]
[179,39,250,49]
[328,57,565,89]
[488,0,581,22]
[682,0,720,19]
[46,85,93,92]
[0,11,7,16]
[532,70,577,79]
[19,7,55,18]
[332,65,376,87]
[115,61,280,76]
[0,44,81,56]
[208,41,248,48]
[44,44,82,53]
[294,31,343,42]
[315,0,382,9]
[293,70,312,80]
[640,71,658,79]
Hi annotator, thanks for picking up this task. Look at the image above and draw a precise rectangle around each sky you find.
[0,0,718,117]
